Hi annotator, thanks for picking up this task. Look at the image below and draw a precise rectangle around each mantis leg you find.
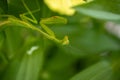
[39,16,69,45]
[40,23,55,37]
[20,0,40,24]
[0,15,18,27]
[39,16,67,37]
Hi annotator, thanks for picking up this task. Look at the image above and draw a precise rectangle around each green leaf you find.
[52,23,119,55]
[0,0,8,14]
[2,38,44,80]
[43,48,78,80]
[3,27,23,59]
[0,32,4,49]
[71,61,114,80]
[16,48,43,80]
[75,7,120,21]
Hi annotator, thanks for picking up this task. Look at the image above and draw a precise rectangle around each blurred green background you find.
[0,0,120,80]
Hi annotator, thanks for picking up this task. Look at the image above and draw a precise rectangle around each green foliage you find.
[71,61,113,80]
[75,7,120,21]
[0,0,120,80]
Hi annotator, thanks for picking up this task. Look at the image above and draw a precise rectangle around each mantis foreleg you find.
[20,0,40,24]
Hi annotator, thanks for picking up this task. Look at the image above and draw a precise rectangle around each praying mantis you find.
[0,0,69,45]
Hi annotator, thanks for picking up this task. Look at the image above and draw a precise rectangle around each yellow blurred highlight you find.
[44,0,86,16]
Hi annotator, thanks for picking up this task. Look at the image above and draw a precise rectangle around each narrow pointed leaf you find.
[75,7,120,21]
[71,61,113,80]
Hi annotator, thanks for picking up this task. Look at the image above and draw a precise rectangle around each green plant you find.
[0,0,120,80]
